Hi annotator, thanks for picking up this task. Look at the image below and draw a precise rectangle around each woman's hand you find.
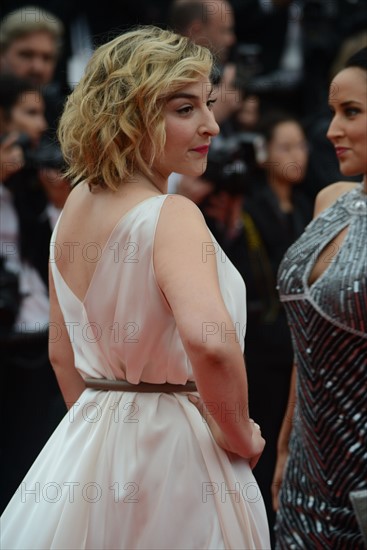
[0,133,24,182]
[188,394,265,468]
[271,448,288,511]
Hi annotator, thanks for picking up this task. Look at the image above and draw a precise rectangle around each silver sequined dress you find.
[275,184,367,549]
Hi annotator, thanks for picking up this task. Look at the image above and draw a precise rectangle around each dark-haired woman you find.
[274,47,367,549]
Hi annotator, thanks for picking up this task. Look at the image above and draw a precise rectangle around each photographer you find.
[0,74,66,512]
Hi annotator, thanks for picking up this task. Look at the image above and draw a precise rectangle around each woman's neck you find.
[126,170,168,195]
[268,177,294,212]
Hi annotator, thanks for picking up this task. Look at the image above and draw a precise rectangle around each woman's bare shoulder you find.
[159,193,206,226]
[163,193,204,212]
[313,181,359,218]
[59,181,89,214]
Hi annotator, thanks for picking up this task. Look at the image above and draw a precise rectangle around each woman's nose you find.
[201,111,220,137]
[327,115,343,142]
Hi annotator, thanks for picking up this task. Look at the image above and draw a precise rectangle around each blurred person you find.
[0,6,65,133]
[168,0,236,64]
[1,26,270,549]
[252,111,312,224]
[0,75,47,146]
[0,74,49,293]
[0,74,66,513]
[0,73,68,221]
[0,6,62,87]
[273,47,367,548]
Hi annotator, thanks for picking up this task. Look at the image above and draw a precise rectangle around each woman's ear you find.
[253,135,268,164]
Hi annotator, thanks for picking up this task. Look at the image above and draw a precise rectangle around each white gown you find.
[1,194,270,549]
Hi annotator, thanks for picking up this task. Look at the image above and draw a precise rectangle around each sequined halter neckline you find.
[277,182,367,338]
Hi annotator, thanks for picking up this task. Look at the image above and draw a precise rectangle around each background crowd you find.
[1,0,366,545]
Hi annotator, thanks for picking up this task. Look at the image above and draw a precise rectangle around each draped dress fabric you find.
[1,194,270,550]
[275,184,367,549]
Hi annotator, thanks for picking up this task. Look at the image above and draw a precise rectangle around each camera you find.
[0,132,37,168]
[203,133,264,196]
[0,133,65,171]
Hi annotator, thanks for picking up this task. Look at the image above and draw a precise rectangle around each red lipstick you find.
[191,145,210,155]
[335,147,350,157]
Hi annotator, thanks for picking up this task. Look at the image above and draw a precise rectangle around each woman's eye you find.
[177,105,193,115]
[207,98,217,110]
[345,107,360,117]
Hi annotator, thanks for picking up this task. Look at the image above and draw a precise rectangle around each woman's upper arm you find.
[153,195,235,353]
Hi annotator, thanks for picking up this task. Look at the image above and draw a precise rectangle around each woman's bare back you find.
[55,181,160,302]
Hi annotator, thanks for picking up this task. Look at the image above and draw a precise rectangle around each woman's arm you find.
[49,264,85,409]
[154,195,264,460]
[272,364,297,510]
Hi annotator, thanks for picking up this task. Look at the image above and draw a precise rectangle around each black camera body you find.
[0,132,38,169]
[204,133,263,196]
[0,133,65,171]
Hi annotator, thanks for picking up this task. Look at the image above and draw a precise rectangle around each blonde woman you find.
[1,26,269,549]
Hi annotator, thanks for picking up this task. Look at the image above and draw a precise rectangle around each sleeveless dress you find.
[1,194,270,550]
[275,184,367,549]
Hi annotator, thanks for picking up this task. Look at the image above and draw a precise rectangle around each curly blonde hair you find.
[58,25,215,191]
